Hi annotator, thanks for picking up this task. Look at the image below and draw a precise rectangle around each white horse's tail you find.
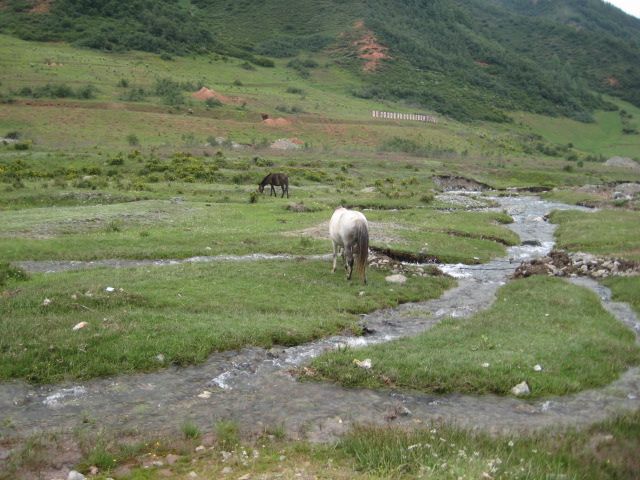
[354,220,369,283]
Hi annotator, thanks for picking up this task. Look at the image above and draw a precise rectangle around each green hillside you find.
[1,0,639,122]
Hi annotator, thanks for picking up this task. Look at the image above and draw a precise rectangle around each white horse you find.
[329,207,369,284]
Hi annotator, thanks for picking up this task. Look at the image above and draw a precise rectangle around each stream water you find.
[1,195,639,445]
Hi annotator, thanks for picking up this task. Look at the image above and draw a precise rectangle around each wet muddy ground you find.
[1,195,638,454]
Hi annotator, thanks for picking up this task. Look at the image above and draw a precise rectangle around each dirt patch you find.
[350,20,390,72]
[605,76,620,88]
[263,117,292,127]
[191,87,245,105]
[0,434,82,480]
[433,175,492,192]
[270,137,303,150]
[29,0,52,14]
[605,156,639,170]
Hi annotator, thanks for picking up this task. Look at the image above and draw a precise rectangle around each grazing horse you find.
[329,207,369,284]
[258,173,289,198]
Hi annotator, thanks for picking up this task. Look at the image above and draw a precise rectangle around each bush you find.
[420,192,435,203]
[15,83,97,99]
[120,87,147,102]
[0,262,29,286]
[76,84,97,99]
[252,56,275,68]
[14,142,30,151]
[127,134,140,146]
[205,97,222,108]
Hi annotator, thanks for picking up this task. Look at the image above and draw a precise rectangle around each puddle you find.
[2,196,639,444]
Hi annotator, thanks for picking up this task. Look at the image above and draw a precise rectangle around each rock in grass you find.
[68,471,86,480]
[511,381,530,396]
[353,358,372,369]
[385,274,407,284]
[72,321,89,331]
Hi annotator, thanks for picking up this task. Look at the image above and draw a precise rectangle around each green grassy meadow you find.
[0,260,454,383]
[310,276,640,397]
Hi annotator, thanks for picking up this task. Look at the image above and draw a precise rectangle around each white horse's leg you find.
[345,244,354,279]
[332,241,338,272]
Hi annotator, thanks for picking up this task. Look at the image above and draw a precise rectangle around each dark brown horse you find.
[258,173,289,198]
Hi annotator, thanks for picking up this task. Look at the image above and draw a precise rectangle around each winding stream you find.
[1,195,639,445]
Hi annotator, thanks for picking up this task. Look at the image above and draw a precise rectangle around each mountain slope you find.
[1,0,639,123]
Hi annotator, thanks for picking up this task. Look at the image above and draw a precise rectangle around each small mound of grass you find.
[310,276,640,397]
[603,276,640,315]
[0,262,29,286]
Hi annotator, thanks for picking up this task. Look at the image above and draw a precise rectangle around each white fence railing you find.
[372,110,437,124]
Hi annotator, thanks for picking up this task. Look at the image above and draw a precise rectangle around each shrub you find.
[126,134,140,146]
[108,155,125,166]
[76,84,97,99]
[216,420,239,449]
[120,87,147,102]
[0,262,29,286]
[252,56,275,68]
[420,192,435,203]
[181,421,201,440]
[14,142,30,150]
[286,86,305,95]
[205,97,222,108]
[252,156,273,167]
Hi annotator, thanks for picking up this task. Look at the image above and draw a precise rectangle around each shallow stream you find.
[1,195,639,443]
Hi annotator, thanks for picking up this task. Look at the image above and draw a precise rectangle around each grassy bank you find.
[0,260,454,383]
[603,276,640,315]
[309,276,640,397]
[5,410,640,479]
[549,209,640,260]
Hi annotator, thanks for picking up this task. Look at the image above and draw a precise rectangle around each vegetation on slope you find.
[1,0,639,122]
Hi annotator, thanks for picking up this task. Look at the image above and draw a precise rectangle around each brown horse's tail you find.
[355,220,369,284]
